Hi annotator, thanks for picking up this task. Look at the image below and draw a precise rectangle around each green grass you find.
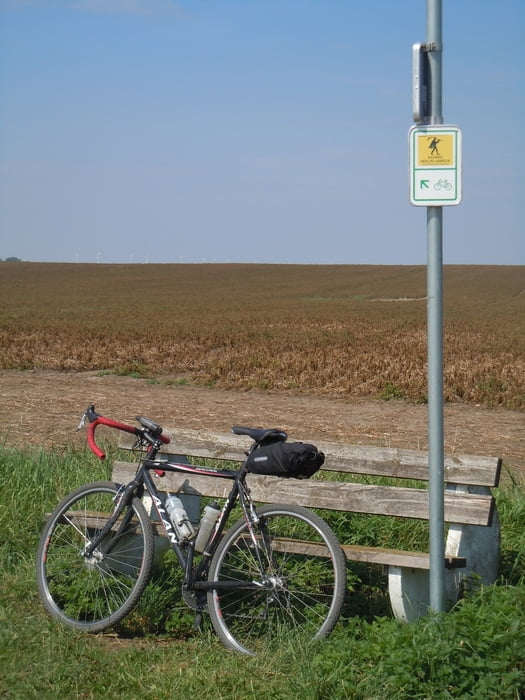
[1,446,524,699]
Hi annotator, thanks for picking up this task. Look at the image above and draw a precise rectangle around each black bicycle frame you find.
[139,456,264,593]
[82,433,265,595]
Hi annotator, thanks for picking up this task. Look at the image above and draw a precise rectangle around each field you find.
[0,262,523,409]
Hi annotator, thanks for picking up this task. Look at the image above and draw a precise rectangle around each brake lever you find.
[131,435,147,451]
[76,412,88,431]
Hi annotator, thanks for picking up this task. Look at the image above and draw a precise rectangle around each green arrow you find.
[420,179,430,189]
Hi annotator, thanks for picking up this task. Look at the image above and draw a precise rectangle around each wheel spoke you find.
[37,482,154,632]
[207,505,346,654]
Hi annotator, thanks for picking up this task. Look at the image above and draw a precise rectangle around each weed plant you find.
[0,446,523,699]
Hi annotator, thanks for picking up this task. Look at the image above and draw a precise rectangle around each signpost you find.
[409,125,462,206]
[409,0,463,616]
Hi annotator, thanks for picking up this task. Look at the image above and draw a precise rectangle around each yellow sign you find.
[417,133,455,167]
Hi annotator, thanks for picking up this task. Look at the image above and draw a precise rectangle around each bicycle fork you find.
[82,482,138,560]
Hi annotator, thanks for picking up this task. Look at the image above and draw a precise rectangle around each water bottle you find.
[165,494,195,541]
[194,501,221,553]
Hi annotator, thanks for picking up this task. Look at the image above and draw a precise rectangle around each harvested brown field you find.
[0,263,523,409]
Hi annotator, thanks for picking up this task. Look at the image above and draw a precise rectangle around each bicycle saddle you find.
[232,425,287,445]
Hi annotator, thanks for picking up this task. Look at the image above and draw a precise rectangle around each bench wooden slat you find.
[319,445,502,487]
[56,509,467,571]
[119,429,501,487]
[340,545,466,570]
[112,461,495,526]
[59,511,142,533]
[146,521,464,570]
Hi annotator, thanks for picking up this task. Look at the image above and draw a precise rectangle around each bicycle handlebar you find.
[83,405,170,460]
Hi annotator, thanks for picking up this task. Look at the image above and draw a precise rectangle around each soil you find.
[0,369,523,475]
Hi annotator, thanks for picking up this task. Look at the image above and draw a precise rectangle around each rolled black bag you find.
[245,441,324,479]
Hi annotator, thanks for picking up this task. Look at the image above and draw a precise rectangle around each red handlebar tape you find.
[87,416,170,460]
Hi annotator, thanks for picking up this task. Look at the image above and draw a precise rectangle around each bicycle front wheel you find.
[36,481,154,632]
[207,504,346,654]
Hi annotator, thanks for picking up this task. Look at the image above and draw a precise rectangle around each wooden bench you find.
[113,428,502,622]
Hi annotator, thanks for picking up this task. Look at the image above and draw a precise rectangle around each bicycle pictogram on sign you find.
[433,178,452,191]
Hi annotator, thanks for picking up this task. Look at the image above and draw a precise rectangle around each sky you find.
[0,0,524,265]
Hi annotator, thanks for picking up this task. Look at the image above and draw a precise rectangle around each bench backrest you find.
[115,428,501,527]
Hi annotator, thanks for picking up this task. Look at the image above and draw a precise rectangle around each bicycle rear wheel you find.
[36,481,154,632]
[207,504,346,655]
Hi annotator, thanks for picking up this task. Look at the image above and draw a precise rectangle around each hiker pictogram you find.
[427,137,441,156]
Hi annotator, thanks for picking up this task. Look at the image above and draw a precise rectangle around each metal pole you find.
[426,0,445,613]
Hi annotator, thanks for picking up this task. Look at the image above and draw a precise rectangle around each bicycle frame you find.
[85,442,264,599]
[143,458,244,590]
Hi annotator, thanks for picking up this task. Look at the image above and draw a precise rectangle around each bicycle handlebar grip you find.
[87,417,138,460]
[87,420,107,460]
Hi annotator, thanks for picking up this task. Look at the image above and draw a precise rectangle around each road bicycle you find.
[36,406,346,655]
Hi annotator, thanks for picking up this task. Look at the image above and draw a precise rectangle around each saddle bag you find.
[245,441,324,479]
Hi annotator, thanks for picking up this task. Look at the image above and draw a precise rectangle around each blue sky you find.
[0,0,523,264]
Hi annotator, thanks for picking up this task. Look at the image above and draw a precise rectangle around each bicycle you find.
[36,406,346,655]
[433,178,452,191]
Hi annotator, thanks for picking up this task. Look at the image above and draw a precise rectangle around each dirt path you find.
[0,369,523,474]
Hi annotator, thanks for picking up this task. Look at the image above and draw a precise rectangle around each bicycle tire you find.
[36,481,154,632]
[207,503,346,655]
